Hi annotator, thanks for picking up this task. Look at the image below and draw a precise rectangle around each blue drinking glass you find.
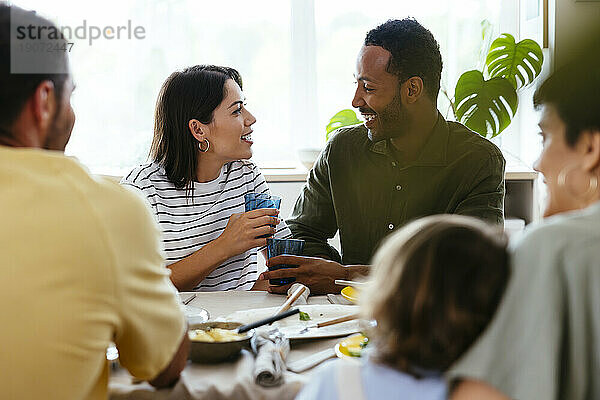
[244,193,282,212]
[266,238,305,286]
[245,193,282,238]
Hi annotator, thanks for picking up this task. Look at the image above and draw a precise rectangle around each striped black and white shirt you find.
[121,160,292,291]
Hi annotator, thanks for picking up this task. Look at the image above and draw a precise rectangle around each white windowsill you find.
[262,166,309,182]
[100,152,537,183]
[503,151,538,181]
[261,152,538,182]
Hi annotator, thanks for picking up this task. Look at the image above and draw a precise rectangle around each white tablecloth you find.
[109,291,342,400]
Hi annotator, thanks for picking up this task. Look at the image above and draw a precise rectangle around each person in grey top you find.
[449,51,600,400]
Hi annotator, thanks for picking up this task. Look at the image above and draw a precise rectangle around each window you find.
[14,0,541,175]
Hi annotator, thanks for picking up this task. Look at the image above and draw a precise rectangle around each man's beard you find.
[44,101,73,151]
[367,93,410,142]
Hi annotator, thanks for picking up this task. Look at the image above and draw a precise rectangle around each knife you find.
[237,308,300,334]
[296,313,359,335]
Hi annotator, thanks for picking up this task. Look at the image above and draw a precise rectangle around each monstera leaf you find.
[325,109,360,141]
[486,33,544,89]
[454,70,518,138]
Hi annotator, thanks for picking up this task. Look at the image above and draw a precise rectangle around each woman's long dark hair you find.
[150,65,243,189]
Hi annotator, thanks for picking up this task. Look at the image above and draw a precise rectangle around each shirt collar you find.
[369,112,449,167]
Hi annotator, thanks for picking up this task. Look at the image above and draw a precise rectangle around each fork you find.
[272,285,307,316]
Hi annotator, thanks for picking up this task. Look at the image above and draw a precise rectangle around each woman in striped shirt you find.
[122,65,292,291]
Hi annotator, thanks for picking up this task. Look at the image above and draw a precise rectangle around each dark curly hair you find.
[365,18,442,101]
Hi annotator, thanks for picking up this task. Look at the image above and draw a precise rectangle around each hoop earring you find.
[557,164,599,200]
[198,139,210,153]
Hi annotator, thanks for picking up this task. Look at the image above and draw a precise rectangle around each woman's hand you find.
[215,208,280,258]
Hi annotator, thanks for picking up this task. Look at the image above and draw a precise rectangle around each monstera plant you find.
[325,109,361,141]
[450,33,544,138]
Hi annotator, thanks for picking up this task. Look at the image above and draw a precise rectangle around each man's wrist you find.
[343,264,370,280]
[342,264,350,280]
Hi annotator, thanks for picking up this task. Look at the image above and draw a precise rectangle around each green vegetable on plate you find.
[299,311,311,321]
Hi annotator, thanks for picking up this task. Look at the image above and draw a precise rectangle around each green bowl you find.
[188,322,252,363]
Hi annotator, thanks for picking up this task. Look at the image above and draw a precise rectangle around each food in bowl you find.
[188,321,252,363]
[189,327,247,342]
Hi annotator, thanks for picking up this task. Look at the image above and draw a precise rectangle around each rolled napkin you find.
[250,327,290,387]
[287,283,310,305]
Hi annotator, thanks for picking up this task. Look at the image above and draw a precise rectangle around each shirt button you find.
[395,185,402,191]
[388,223,394,230]
[391,161,397,167]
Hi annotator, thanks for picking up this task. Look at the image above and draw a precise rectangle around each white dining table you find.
[108,291,349,400]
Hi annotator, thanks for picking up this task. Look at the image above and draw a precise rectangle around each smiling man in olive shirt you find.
[260,18,505,294]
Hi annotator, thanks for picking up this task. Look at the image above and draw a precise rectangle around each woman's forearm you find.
[167,238,231,291]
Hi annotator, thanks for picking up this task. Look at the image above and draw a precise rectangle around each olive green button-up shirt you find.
[287,113,505,265]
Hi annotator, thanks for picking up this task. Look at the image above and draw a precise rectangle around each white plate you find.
[225,304,360,340]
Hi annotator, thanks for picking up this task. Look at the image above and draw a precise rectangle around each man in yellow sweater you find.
[0,4,189,399]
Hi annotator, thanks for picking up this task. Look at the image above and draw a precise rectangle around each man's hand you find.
[258,255,348,295]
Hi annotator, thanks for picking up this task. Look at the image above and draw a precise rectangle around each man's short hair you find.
[365,18,443,101]
[533,50,600,146]
[0,4,69,135]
